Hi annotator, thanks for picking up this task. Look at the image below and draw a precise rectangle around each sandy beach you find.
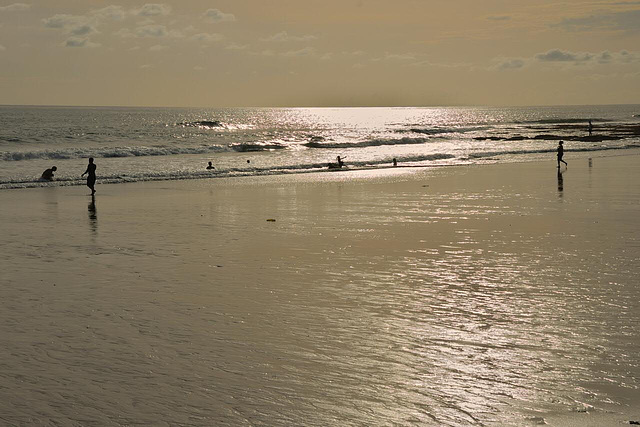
[1,153,639,426]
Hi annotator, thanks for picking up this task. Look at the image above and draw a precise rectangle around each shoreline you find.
[2,146,640,191]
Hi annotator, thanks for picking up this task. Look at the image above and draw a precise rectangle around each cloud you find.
[495,49,639,69]
[133,3,171,17]
[0,3,30,12]
[281,47,316,57]
[380,53,416,61]
[92,5,126,21]
[554,9,640,32]
[190,33,224,43]
[43,14,82,29]
[487,15,510,21]
[496,58,526,70]
[0,44,6,51]
[261,31,317,42]
[225,43,248,50]
[70,24,96,36]
[136,24,168,37]
[535,49,593,62]
[65,37,99,48]
[204,8,235,23]
[121,24,183,38]
[149,44,167,51]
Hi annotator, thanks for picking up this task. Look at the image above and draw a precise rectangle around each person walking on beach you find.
[41,166,57,181]
[81,157,97,195]
[557,141,567,168]
[588,120,593,136]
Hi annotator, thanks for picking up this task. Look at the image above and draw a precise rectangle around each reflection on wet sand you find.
[557,169,564,196]
[88,195,97,234]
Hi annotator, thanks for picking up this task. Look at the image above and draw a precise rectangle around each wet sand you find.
[1,154,639,426]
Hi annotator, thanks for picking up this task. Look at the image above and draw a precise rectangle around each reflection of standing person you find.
[557,141,567,168]
[557,169,564,194]
[588,120,593,136]
[81,157,97,195]
[88,195,97,234]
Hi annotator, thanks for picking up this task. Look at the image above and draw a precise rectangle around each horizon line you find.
[1,102,639,109]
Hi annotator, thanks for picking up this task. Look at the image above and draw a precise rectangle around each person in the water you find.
[81,157,97,195]
[41,166,57,181]
[206,161,215,170]
[557,141,567,168]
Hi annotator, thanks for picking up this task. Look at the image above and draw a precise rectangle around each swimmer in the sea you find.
[41,166,57,181]
[206,161,215,170]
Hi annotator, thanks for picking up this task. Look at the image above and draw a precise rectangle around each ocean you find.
[1,104,639,189]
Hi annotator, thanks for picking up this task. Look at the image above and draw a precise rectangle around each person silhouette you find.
[41,166,57,181]
[81,157,97,195]
[557,141,567,168]
[206,161,215,170]
[588,120,593,136]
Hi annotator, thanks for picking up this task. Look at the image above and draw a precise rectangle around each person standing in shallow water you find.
[81,157,97,195]
[557,141,567,168]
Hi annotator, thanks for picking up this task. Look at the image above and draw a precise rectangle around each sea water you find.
[1,104,639,189]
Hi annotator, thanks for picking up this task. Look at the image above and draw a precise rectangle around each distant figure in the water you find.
[247,159,250,164]
[329,156,345,169]
[588,120,593,136]
[81,157,97,195]
[41,166,57,181]
[393,158,398,167]
[206,161,215,170]
[557,141,567,168]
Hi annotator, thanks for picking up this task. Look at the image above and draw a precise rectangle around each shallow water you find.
[0,156,639,425]
[1,105,639,189]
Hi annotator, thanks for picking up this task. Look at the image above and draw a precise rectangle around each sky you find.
[0,0,639,107]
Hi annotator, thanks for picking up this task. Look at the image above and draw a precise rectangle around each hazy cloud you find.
[149,44,167,51]
[281,47,316,57]
[43,14,82,29]
[65,37,99,48]
[261,31,317,42]
[204,9,236,23]
[225,43,248,50]
[554,9,640,32]
[134,4,171,17]
[487,15,510,21]
[536,49,593,62]
[496,58,526,70]
[0,3,30,12]
[190,33,224,43]
[0,44,6,51]
[137,24,168,37]
[92,5,126,21]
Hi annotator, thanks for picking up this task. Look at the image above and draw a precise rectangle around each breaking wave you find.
[1,145,227,161]
[0,153,456,189]
[304,137,430,149]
